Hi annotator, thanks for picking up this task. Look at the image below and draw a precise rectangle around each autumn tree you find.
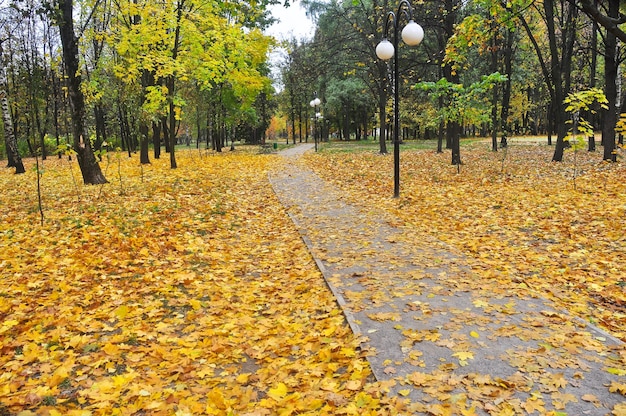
[56,0,107,184]
[111,0,272,162]
[82,0,115,159]
[515,0,577,162]
[414,73,506,167]
[597,0,621,161]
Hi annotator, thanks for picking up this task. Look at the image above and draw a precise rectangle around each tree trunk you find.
[152,121,161,158]
[139,69,153,164]
[490,20,499,152]
[443,0,461,165]
[94,104,107,154]
[57,0,106,184]
[166,0,184,169]
[377,57,389,153]
[0,44,25,174]
[500,26,514,148]
[547,0,576,162]
[602,0,619,162]
[588,2,598,152]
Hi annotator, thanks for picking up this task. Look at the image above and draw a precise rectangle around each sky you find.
[264,1,316,89]
[265,1,316,42]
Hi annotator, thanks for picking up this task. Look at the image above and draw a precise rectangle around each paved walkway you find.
[269,144,626,414]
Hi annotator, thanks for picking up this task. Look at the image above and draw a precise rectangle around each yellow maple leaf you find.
[0,319,19,334]
[367,312,402,322]
[452,351,474,361]
[207,389,228,410]
[114,305,129,319]
[102,342,120,356]
[613,403,626,415]
[345,380,361,390]
[609,381,626,395]
[236,373,250,384]
[523,394,545,413]
[189,299,202,310]
[268,382,288,401]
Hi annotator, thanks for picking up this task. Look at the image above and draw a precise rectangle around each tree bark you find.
[57,0,107,184]
[0,44,25,174]
[166,0,184,169]
[602,0,619,161]
[490,18,499,152]
[500,26,514,148]
[443,0,461,165]
[588,1,598,152]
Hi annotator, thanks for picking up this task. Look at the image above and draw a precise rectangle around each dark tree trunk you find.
[57,0,106,184]
[443,0,461,165]
[297,104,303,143]
[152,121,161,158]
[166,0,184,169]
[588,10,598,151]
[500,26,514,148]
[490,19,499,152]
[377,61,388,153]
[547,0,576,162]
[602,0,619,161]
[162,116,170,153]
[343,106,350,141]
[139,69,153,164]
[94,104,107,154]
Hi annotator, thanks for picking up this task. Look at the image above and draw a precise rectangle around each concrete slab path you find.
[270,144,626,415]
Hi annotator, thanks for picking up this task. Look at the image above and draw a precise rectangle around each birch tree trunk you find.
[0,43,25,174]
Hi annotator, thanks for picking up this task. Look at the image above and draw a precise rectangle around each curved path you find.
[270,144,626,414]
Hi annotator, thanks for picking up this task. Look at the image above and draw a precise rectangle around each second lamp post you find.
[376,0,424,198]
[310,96,321,152]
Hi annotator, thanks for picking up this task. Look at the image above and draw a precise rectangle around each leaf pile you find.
[0,151,404,415]
[305,143,626,341]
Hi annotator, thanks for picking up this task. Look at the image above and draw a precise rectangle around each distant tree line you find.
[278,0,626,164]
[0,0,278,180]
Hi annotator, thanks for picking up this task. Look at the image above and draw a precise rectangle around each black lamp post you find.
[310,96,321,152]
[376,0,424,198]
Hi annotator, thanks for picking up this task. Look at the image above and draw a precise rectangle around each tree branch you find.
[571,0,626,43]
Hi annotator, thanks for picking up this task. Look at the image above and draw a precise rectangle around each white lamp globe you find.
[310,100,315,108]
[402,20,424,46]
[376,39,395,60]
[313,98,321,106]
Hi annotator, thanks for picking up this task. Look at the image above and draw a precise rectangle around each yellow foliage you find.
[0,151,385,414]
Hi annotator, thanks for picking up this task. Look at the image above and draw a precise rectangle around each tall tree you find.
[600,0,620,161]
[0,42,25,174]
[441,0,463,165]
[56,0,107,184]
[112,0,272,162]
[517,0,577,162]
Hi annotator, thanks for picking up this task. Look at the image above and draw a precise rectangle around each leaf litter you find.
[1,143,626,415]
[0,151,404,415]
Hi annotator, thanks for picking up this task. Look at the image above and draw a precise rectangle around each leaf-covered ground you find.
[305,142,626,341]
[0,150,404,415]
[2,143,625,415]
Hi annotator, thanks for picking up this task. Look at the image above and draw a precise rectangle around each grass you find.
[315,135,558,154]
